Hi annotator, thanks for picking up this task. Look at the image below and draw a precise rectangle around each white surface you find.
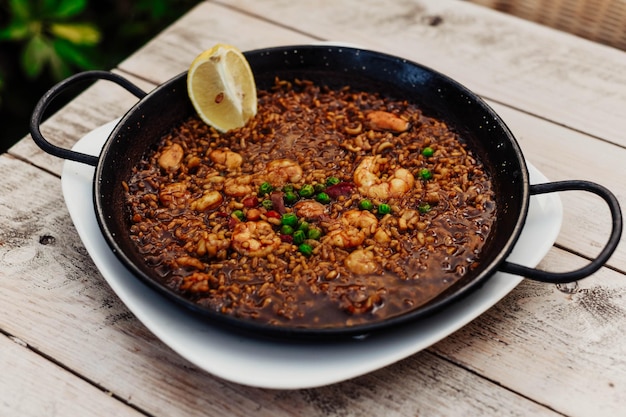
[62,119,563,389]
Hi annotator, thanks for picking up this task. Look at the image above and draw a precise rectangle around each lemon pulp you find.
[187,44,257,132]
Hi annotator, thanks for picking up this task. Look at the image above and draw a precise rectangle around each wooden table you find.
[2,1,625,415]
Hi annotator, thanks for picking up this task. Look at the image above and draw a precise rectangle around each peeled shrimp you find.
[354,155,414,199]
[366,110,410,133]
[159,182,190,208]
[208,149,243,171]
[224,175,254,197]
[264,159,303,187]
[324,209,378,248]
[230,221,281,257]
[294,200,327,220]
[344,249,378,275]
[190,190,224,211]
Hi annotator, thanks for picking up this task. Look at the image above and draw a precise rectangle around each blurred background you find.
[0,0,197,153]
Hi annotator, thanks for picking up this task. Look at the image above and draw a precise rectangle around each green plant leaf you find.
[53,38,98,69]
[0,21,31,41]
[48,50,72,80]
[49,22,101,45]
[43,0,88,19]
[9,0,32,20]
[21,35,55,78]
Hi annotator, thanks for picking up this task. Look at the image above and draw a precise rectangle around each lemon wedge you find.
[187,44,257,132]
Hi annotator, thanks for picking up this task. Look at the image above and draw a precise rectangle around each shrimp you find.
[158,143,184,171]
[342,209,378,234]
[344,249,378,275]
[208,149,243,171]
[224,175,254,197]
[354,155,414,200]
[159,182,190,208]
[190,190,223,211]
[264,159,303,187]
[325,227,366,248]
[367,110,410,133]
[231,221,281,257]
[324,209,378,248]
[294,200,327,220]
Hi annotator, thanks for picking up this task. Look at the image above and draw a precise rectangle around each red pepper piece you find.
[325,182,354,199]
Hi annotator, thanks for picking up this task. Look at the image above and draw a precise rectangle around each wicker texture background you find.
[466,0,626,50]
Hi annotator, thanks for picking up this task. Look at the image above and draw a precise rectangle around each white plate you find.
[62,119,563,389]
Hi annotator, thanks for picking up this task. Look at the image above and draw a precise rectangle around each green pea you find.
[284,191,299,205]
[298,221,310,232]
[282,184,294,193]
[377,203,391,215]
[419,168,433,180]
[307,228,322,240]
[299,243,313,257]
[316,192,331,204]
[298,184,315,198]
[418,202,432,214]
[281,212,299,227]
[422,147,434,157]
[280,224,294,235]
[358,199,374,211]
[293,230,306,245]
[259,182,273,196]
[261,199,273,210]
[326,176,340,186]
[232,210,245,221]
[314,183,326,193]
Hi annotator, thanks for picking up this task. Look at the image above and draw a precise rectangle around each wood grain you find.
[224,0,626,148]
[0,333,144,417]
[435,249,626,416]
[117,2,316,85]
[2,0,626,415]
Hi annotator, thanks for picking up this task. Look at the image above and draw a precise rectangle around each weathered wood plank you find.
[223,0,626,148]
[0,331,144,416]
[117,1,317,85]
[434,248,626,417]
[0,154,562,416]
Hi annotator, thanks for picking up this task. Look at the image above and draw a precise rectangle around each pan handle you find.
[30,70,147,167]
[500,180,622,284]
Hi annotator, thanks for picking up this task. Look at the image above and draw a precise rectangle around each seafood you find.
[230,221,282,257]
[344,249,379,275]
[354,155,415,199]
[324,209,378,248]
[208,149,243,171]
[158,143,184,171]
[159,182,189,207]
[294,200,327,220]
[224,174,254,197]
[190,190,223,211]
[366,110,410,133]
[264,159,303,187]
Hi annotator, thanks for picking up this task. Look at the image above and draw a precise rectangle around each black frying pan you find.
[31,45,622,339]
